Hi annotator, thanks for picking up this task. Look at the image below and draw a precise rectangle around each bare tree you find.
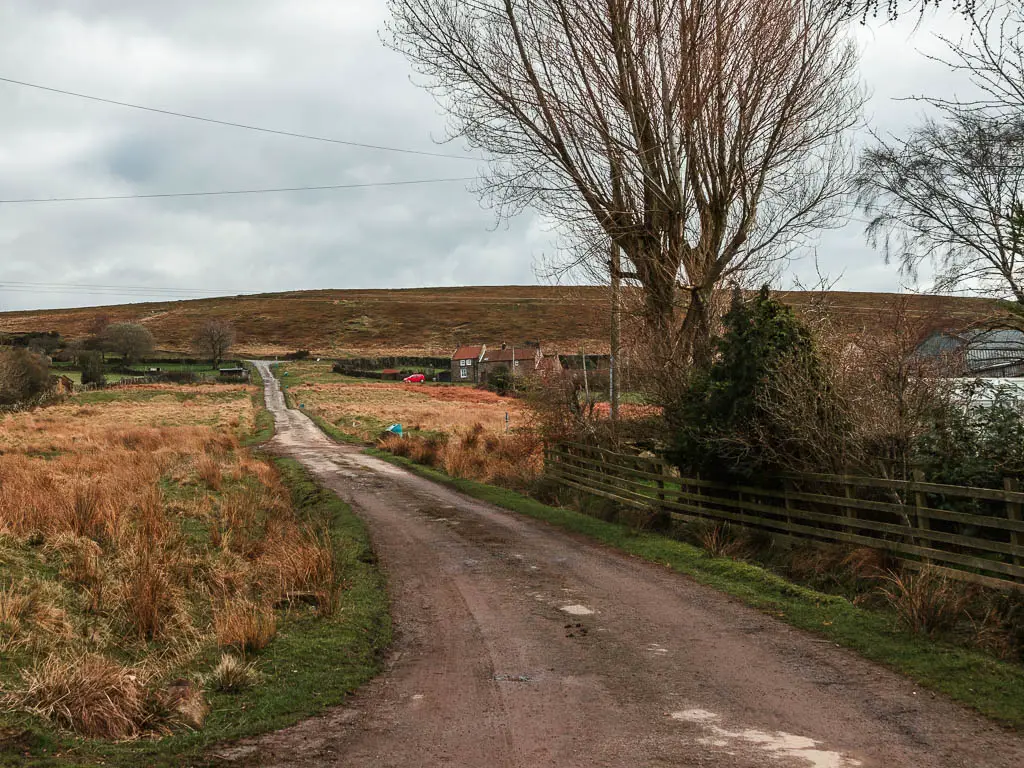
[930,1,1024,115]
[842,1,1001,23]
[856,109,1024,302]
[193,319,236,368]
[104,323,154,366]
[388,0,862,370]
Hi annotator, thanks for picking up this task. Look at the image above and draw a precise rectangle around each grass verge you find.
[1,458,390,768]
[241,363,274,446]
[365,448,1024,728]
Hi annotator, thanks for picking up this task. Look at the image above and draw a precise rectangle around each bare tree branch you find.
[388,0,863,371]
[856,109,1024,302]
[193,320,236,368]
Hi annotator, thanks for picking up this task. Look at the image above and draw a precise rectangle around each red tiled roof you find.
[452,345,483,361]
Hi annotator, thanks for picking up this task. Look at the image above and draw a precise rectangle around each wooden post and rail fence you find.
[545,442,1024,591]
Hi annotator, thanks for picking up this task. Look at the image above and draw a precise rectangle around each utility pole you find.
[609,240,621,421]
[580,345,591,407]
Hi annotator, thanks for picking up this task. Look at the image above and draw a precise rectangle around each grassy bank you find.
[1,409,389,767]
[365,448,1024,728]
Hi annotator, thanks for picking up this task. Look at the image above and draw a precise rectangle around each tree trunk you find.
[679,286,715,370]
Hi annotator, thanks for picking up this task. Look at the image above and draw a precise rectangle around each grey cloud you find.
[0,2,984,312]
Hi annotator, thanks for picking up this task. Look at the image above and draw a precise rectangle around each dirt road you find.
[226,362,1024,767]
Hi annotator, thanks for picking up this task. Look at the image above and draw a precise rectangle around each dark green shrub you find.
[79,351,106,386]
[665,286,821,481]
[0,348,51,404]
[485,365,513,396]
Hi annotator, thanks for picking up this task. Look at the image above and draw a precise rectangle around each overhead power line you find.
[0,287,234,299]
[0,279,229,294]
[0,177,476,205]
[0,280,240,298]
[0,75,479,162]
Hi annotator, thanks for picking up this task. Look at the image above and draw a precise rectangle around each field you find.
[281,362,529,439]
[0,384,388,765]
[47,361,238,386]
[277,361,543,486]
[0,286,1003,358]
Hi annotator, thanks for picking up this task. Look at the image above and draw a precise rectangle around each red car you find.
[403,373,427,383]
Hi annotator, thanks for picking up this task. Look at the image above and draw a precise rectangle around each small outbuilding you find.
[218,367,250,382]
[917,328,1024,378]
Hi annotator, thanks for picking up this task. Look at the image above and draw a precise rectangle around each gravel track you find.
[216,362,1024,767]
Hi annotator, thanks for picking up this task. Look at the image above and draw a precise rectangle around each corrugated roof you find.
[964,330,1024,374]
[916,328,1024,376]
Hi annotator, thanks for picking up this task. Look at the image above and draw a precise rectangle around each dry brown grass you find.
[260,531,338,615]
[0,581,73,651]
[118,544,184,642]
[697,522,749,560]
[296,378,532,439]
[0,386,337,738]
[879,567,974,637]
[378,424,543,490]
[0,287,999,357]
[207,653,258,694]
[213,600,277,654]
[196,455,223,491]
[8,653,151,740]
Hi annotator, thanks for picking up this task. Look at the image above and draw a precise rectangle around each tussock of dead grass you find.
[117,545,185,642]
[879,567,975,637]
[378,424,542,490]
[207,653,258,694]
[213,600,277,654]
[698,522,750,560]
[260,529,338,615]
[7,653,151,740]
[0,581,73,651]
[196,455,223,491]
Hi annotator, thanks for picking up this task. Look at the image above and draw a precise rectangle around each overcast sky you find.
[0,1,980,311]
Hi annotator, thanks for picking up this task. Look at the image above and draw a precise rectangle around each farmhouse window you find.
[460,368,468,379]
[460,359,467,367]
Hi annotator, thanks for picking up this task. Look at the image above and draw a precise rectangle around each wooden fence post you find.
[653,459,669,529]
[843,478,855,536]
[1004,477,1022,568]
[912,469,931,556]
